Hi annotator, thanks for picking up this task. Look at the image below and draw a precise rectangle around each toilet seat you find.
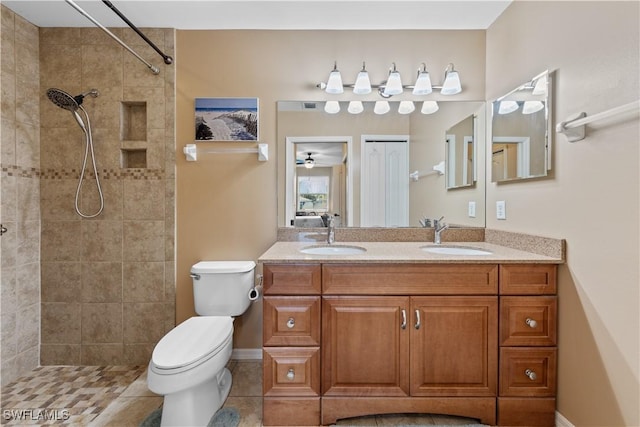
[151,316,233,374]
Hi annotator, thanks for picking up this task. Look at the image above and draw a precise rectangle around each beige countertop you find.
[258,241,564,264]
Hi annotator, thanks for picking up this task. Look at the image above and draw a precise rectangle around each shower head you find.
[46,88,99,111]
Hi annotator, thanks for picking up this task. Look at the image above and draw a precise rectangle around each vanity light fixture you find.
[353,62,372,95]
[522,100,544,114]
[398,101,415,114]
[421,100,439,114]
[304,153,315,169]
[382,63,403,96]
[324,100,340,114]
[347,100,364,114]
[374,100,390,115]
[498,100,519,114]
[440,63,462,95]
[317,62,463,98]
[325,61,344,94]
[412,63,433,95]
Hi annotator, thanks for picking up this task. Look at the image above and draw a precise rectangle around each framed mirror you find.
[446,113,477,189]
[277,100,486,228]
[491,70,552,182]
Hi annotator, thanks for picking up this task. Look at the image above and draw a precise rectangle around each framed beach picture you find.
[195,97,259,141]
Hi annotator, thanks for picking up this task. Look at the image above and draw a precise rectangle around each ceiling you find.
[3,1,512,30]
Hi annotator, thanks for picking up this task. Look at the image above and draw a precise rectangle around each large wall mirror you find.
[491,70,552,182]
[277,100,487,229]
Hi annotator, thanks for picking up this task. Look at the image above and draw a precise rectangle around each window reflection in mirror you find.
[491,71,552,182]
[445,114,476,189]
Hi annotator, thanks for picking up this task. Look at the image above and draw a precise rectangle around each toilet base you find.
[160,367,232,427]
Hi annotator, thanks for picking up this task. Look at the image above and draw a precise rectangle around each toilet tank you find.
[191,261,256,316]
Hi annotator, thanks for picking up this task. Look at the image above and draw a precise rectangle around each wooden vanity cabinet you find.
[261,262,558,427]
[262,264,322,426]
[497,264,558,427]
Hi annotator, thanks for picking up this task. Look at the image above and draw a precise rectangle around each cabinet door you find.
[322,296,410,396]
[410,296,498,397]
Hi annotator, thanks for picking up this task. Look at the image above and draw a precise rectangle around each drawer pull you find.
[525,369,537,381]
[287,368,295,381]
[401,309,407,330]
[286,317,295,329]
[525,318,538,328]
[414,310,421,330]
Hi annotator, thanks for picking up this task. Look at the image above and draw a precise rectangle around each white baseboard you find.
[231,348,262,360]
[556,411,574,427]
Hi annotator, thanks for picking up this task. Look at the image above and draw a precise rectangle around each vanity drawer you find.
[263,347,320,397]
[500,264,557,295]
[323,264,498,295]
[263,296,321,346]
[499,347,557,397]
[263,264,322,295]
[500,297,557,346]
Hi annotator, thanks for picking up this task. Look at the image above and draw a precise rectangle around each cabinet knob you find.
[286,317,295,329]
[525,369,537,381]
[287,368,295,381]
[525,318,538,328]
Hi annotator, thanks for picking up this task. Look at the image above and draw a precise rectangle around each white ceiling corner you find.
[2,0,512,30]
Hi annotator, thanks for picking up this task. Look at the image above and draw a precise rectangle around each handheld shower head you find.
[46,87,99,132]
[46,88,79,111]
[46,88,100,111]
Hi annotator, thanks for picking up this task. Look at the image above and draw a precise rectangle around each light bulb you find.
[347,101,364,114]
[421,101,439,114]
[324,100,340,114]
[398,101,415,114]
[498,100,519,114]
[374,101,390,115]
[412,64,433,95]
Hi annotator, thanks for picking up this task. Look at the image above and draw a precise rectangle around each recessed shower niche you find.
[120,101,148,168]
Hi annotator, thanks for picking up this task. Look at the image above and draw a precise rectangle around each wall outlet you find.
[496,200,506,220]
[468,201,476,218]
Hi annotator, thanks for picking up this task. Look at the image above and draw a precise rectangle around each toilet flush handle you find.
[190,273,200,280]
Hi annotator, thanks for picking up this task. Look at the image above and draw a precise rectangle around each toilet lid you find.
[152,316,233,370]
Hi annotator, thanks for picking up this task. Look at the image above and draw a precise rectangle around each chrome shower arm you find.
[64,0,160,74]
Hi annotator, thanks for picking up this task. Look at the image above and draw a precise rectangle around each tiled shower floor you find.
[1,360,483,426]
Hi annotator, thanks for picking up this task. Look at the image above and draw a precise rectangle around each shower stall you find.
[0,4,176,385]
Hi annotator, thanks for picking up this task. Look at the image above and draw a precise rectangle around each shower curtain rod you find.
[64,0,161,74]
[102,0,173,65]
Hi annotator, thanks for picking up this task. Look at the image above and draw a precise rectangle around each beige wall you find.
[176,30,486,348]
[0,5,41,386]
[487,2,639,426]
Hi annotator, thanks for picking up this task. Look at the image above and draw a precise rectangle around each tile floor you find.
[1,360,484,426]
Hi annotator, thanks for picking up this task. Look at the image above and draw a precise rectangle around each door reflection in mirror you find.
[445,114,476,189]
[491,71,552,182]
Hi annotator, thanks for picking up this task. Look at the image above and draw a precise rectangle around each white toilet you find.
[147,261,257,427]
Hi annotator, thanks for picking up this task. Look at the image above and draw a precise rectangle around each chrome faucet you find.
[327,216,335,244]
[434,216,449,245]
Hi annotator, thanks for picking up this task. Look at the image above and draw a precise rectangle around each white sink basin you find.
[300,245,367,255]
[421,245,492,256]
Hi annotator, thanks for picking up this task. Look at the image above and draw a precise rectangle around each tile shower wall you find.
[0,6,41,387]
[38,27,175,365]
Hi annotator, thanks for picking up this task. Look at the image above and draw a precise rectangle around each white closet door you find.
[361,139,409,227]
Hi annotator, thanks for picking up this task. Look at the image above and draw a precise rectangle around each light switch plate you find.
[468,201,476,218]
[496,200,506,220]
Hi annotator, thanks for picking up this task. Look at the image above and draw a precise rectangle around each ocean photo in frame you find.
[195,97,259,141]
